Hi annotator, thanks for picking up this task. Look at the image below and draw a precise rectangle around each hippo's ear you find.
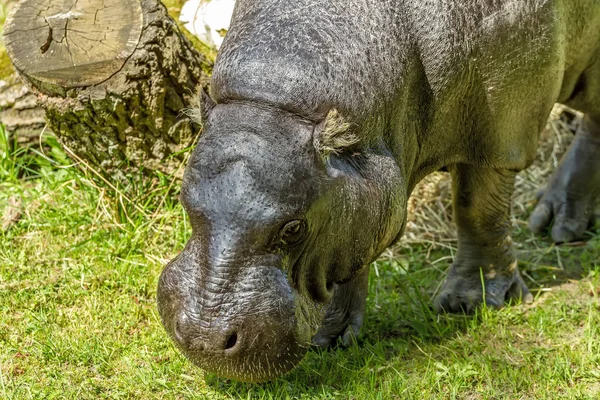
[313,109,359,158]
[183,87,217,128]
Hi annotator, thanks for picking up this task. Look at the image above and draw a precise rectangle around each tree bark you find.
[3,0,212,178]
[0,74,48,146]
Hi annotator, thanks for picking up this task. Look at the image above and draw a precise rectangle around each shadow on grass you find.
[202,308,491,398]
[201,230,599,397]
[515,231,600,291]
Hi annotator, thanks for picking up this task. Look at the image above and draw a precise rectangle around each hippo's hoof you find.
[312,268,369,349]
[434,266,533,314]
[312,306,364,349]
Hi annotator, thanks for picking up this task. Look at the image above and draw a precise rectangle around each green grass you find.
[0,2,15,79]
[1,124,599,399]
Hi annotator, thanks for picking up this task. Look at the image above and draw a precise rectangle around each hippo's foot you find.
[436,165,533,314]
[312,266,369,348]
[529,115,600,243]
[434,261,533,313]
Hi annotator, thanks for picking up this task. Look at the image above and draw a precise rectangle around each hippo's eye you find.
[279,220,306,245]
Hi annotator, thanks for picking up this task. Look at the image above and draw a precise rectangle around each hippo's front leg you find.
[312,266,370,348]
[434,165,533,313]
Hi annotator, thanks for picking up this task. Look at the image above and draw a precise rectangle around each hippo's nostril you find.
[224,332,238,350]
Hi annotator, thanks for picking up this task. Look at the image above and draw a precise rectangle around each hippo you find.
[157,0,600,382]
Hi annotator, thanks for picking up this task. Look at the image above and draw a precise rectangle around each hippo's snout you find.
[171,310,239,353]
[167,307,304,382]
[157,244,322,382]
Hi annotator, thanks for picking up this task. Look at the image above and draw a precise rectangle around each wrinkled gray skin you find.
[157,0,600,382]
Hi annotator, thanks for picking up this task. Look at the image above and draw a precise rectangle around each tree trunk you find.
[3,0,212,179]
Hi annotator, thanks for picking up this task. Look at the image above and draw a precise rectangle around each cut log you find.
[3,0,212,178]
[4,0,144,89]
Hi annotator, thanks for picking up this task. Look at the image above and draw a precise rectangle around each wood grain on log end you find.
[3,0,143,89]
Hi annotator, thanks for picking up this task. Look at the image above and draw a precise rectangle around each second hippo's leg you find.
[434,165,533,313]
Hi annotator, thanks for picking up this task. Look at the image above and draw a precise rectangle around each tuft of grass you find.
[1,120,599,399]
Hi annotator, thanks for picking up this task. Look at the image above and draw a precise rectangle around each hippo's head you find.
[157,100,407,382]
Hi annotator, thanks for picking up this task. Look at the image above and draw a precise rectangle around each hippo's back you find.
[211,0,600,170]
[404,0,600,170]
[211,0,409,119]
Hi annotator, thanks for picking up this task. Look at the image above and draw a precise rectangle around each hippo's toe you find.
[312,316,362,349]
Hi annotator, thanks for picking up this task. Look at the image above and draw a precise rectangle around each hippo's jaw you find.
[157,238,326,382]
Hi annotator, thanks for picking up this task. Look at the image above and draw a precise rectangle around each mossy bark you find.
[3,0,212,178]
